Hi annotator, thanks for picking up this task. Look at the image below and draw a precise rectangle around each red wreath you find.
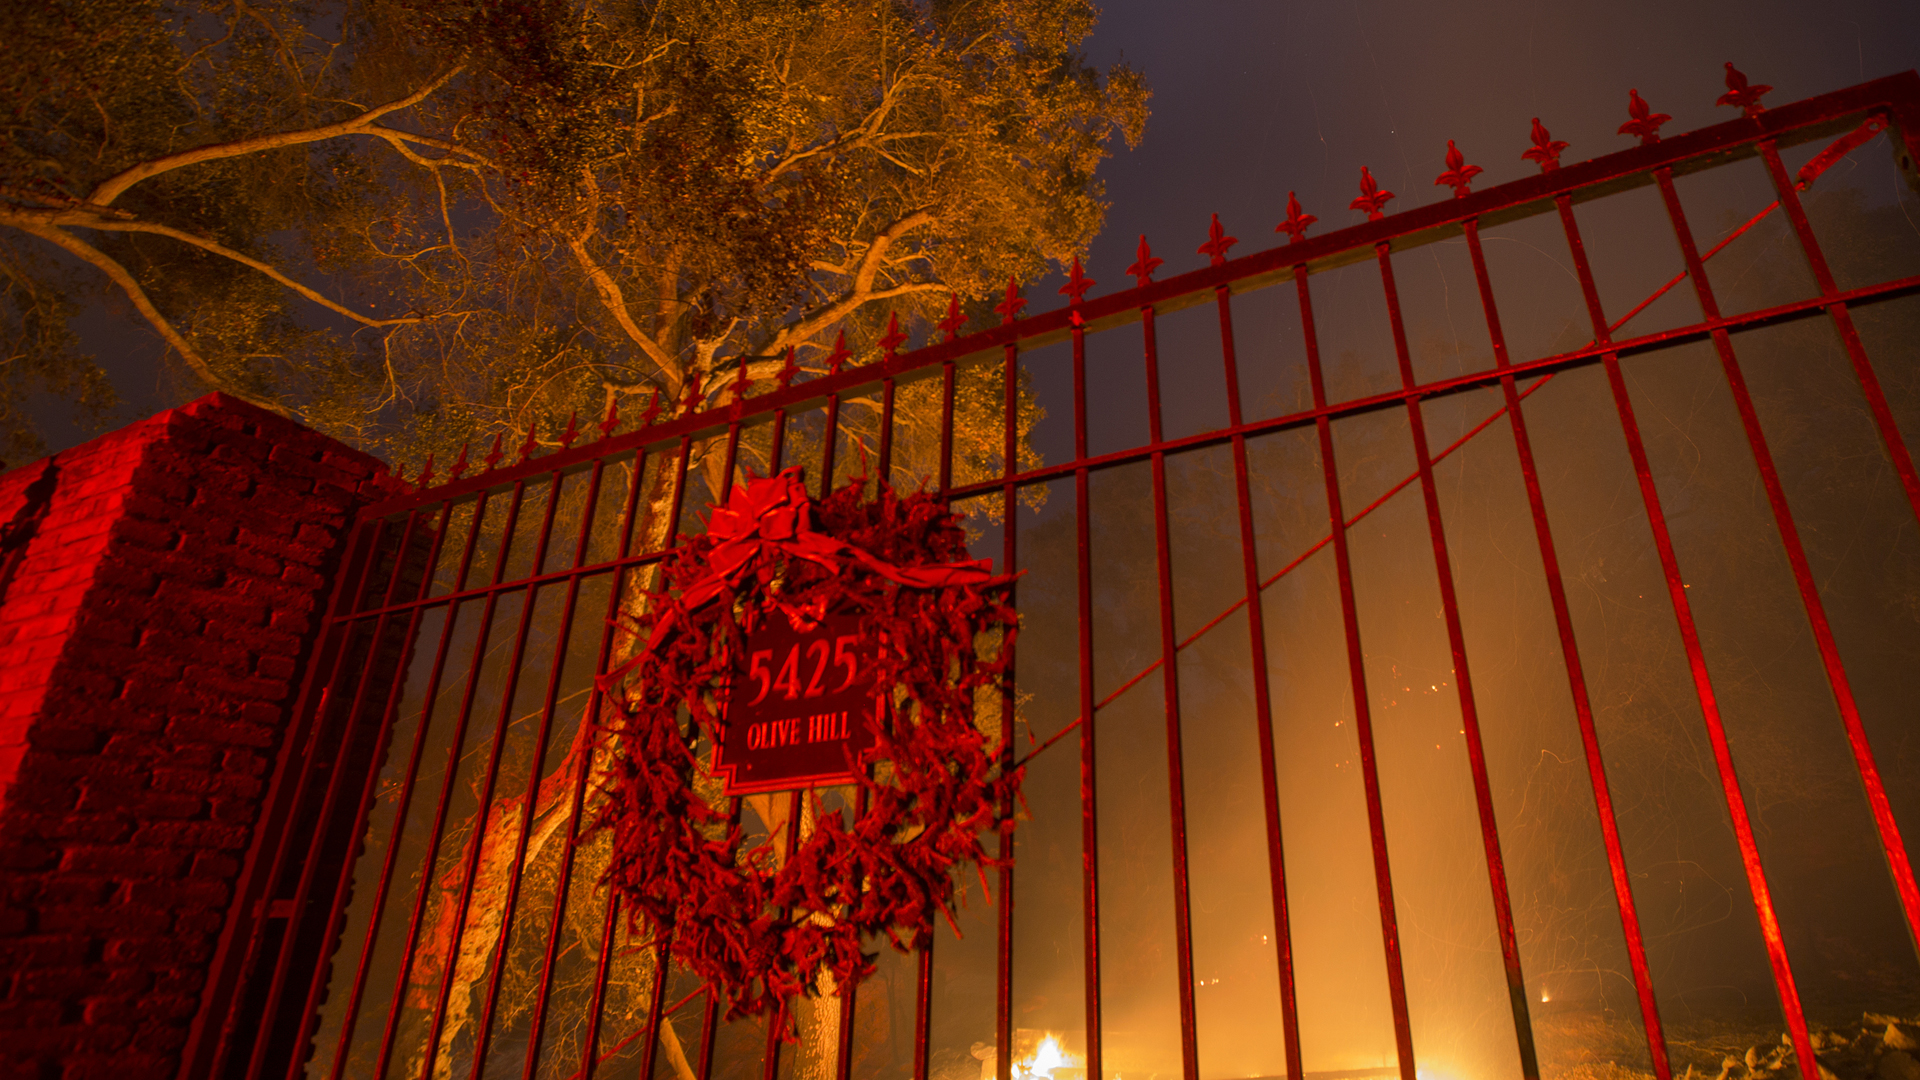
[594,468,1021,1024]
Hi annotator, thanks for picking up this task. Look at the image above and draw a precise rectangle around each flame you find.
[1016,1033,1077,1079]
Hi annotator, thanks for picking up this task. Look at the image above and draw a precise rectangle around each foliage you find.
[0,0,1147,468]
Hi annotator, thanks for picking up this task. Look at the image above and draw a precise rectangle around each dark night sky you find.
[1074,0,1920,296]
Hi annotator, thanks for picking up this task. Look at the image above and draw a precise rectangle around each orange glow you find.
[1016,1033,1078,1080]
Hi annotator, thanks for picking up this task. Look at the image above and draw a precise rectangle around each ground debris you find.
[1539,1010,1920,1080]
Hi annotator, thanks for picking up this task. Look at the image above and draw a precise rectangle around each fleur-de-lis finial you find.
[482,432,505,472]
[681,371,705,414]
[938,293,967,341]
[995,277,1027,324]
[880,311,909,358]
[1435,140,1483,198]
[640,389,663,428]
[1618,89,1672,145]
[1198,213,1239,266]
[1350,167,1395,221]
[449,441,471,480]
[1059,255,1096,304]
[416,453,435,489]
[1523,118,1569,171]
[516,421,541,464]
[1278,191,1317,242]
[1126,235,1163,286]
[777,347,799,390]
[559,410,581,450]
[825,330,851,375]
[598,398,619,442]
[1717,62,1771,117]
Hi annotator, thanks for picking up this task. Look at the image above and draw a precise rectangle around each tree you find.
[1,0,1147,478]
[24,5,1144,1076]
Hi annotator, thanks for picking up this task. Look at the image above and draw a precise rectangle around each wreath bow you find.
[648,467,1004,648]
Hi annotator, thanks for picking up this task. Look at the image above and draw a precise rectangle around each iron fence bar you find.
[765,790,806,1080]
[1374,240,1541,1080]
[521,450,651,1080]
[375,505,429,611]
[1140,282,1201,1079]
[878,372,898,481]
[1295,263,1418,1080]
[637,939,674,1080]
[764,926,789,1079]
[722,420,745,500]
[607,435,695,1080]
[209,512,387,1079]
[282,603,427,1080]
[469,471,581,1077]
[995,324,1020,1080]
[939,354,957,495]
[770,402,790,475]
[913,943,934,1080]
[421,479,547,1080]
[370,484,505,1079]
[325,499,462,1080]
[694,986,721,1080]
[771,376,834,1080]
[813,383,837,504]
[568,454,607,572]
[201,510,387,1079]
[1654,164,1831,1080]
[1758,136,1920,526]
[1466,211,1674,1080]
[616,446,677,1080]
[1073,287,1103,1080]
[244,601,398,1078]
[580,889,625,1080]
[834,782,870,1080]
[1213,278,1307,1080]
[1753,138,1920,954]
[1554,183,1799,1080]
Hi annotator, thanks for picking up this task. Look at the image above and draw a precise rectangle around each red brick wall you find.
[0,394,396,1080]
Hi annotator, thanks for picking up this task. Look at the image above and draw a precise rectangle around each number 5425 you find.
[747,634,860,705]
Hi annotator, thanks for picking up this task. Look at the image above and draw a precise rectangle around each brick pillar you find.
[0,394,396,1080]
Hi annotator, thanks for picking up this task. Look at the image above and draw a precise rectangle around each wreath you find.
[594,467,1022,1024]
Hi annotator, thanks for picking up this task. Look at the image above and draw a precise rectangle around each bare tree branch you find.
[767,209,935,352]
[368,125,494,170]
[40,213,427,327]
[87,66,465,206]
[567,227,679,382]
[16,223,277,410]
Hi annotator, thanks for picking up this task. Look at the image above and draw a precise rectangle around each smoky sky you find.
[1064,0,1920,305]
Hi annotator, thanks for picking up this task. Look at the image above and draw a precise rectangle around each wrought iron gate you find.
[191,70,1920,1080]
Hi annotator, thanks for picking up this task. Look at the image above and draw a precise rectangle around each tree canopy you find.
[0,0,1147,467]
